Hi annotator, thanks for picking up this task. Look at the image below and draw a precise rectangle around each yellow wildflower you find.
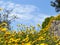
[15,38,20,43]
[40,43,48,45]
[5,31,10,35]
[10,38,15,42]
[25,42,31,45]
[1,28,7,32]
[38,36,45,40]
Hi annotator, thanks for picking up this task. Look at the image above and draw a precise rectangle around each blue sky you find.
[0,0,58,30]
[2,0,57,15]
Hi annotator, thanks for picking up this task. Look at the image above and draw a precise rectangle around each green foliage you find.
[51,0,60,12]
[55,15,60,20]
[42,16,54,29]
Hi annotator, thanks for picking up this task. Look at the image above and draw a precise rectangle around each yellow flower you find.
[40,43,48,45]
[53,36,58,42]
[56,44,59,45]
[38,36,45,40]
[10,38,15,42]
[21,43,24,45]
[5,31,10,35]
[15,43,18,45]
[8,41,11,44]
[25,42,31,45]
[8,44,11,45]
[22,35,29,42]
[15,38,20,43]
[1,28,7,32]
[11,34,15,37]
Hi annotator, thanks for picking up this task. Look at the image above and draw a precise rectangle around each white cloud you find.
[30,14,50,25]
[0,0,50,25]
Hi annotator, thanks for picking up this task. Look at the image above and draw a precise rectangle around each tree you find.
[51,0,60,12]
[0,8,18,30]
[42,16,54,29]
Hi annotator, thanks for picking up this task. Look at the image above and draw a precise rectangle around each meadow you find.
[0,15,60,45]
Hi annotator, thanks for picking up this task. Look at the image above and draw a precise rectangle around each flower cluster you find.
[0,15,60,45]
